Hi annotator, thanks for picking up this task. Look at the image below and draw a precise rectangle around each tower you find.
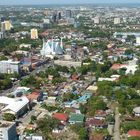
[31,28,38,39]
[66,10,72,18]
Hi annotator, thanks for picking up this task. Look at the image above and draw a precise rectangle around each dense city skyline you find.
[0,0,140,5]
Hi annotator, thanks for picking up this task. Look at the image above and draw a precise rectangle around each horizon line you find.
[0,2,140,6]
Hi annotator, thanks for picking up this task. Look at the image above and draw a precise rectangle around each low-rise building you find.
[133,107,140,117]
[85,118,107,129]
[53,113,69,124]
[128,129,140,137]
[69,113,84,124]
[0,96,29,118]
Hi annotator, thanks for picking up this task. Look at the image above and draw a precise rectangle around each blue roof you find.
[77,94,91,102]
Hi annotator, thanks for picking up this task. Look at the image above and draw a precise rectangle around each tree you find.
[70,124,88,140]
[36,116,60,138]
[3,113,16,121]
[125,49,133,55]
[0,55,8,61]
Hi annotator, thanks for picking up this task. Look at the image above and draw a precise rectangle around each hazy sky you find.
[0,0,140,5]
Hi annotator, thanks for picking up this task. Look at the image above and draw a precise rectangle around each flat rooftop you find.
[0,121,14,128]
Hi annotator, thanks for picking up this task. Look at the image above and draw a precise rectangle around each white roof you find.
[98,77,117,82]
[125,65,138,75]
[0,96,29,113]
[16,87,30,91]
[133,107,140,114]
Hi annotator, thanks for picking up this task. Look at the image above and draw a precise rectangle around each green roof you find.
[69,114,85,122]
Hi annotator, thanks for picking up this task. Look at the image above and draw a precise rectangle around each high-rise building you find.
[31,28,38,39]
[58,12,62,20]
[52,13,57,23]
[1,22,5,32]
[1,17,6,22]
[114,17,121,24]
[0,32,5,39]
[44,10,48,16]
[66,10,72,18]
[136,37,140,45]
[0,121,17,140]
[3,20,12,31]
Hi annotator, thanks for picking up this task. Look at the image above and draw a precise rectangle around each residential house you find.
[127,129,140,137]
[69,113,85,124]
[53,113,69,124]
[26,92,43,102]
[85,118,107,129]
[94,110,107,120]
[133,107,140,117]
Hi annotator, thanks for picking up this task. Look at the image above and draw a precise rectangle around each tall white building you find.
[0,121,17,140]
[114,17,121,24]
[136,37,140,45]
[0,32,5,39]
[1,22,5,32]
[0,60,20,74]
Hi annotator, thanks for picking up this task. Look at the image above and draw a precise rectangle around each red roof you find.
[128,130,140,137]
[71,74,78,81]
[111,63,128,70]
[26,92,40,100]
[53,113,68,122]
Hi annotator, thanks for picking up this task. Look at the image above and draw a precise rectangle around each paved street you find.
[114,107,120,140]
[0,61,53,96]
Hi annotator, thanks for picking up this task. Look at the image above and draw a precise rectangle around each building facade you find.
[31,28,38,39]
[114,17,121,24]
[0,60,20,74]
[1,21,12,31]
[0,121,17,140]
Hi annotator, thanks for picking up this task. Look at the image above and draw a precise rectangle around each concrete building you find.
[114,17,121,24]
[66,10,72,18]
[136,37,140,45]
[67,18,75,25]
[43,18,51,24]
[58,12,62,20]
[1,22,5,32]
[0,60,20,74]
[2,20,12,31]
[32,135,43,140]
[133,107,140,117]
[0,32,5,39]
[0,96,29,118]
[93,17,100,24]
[19,43,32,49]
[0,121,17,140]
[31,28,38,39]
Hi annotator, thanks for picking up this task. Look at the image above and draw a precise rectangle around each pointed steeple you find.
[52,36,54,53]
[60,37,63,49]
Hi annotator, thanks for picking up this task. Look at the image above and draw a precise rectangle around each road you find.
[114,107,120,140]
[0,61,53,96]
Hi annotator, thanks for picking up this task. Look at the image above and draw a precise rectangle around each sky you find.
[0,0,140,5]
